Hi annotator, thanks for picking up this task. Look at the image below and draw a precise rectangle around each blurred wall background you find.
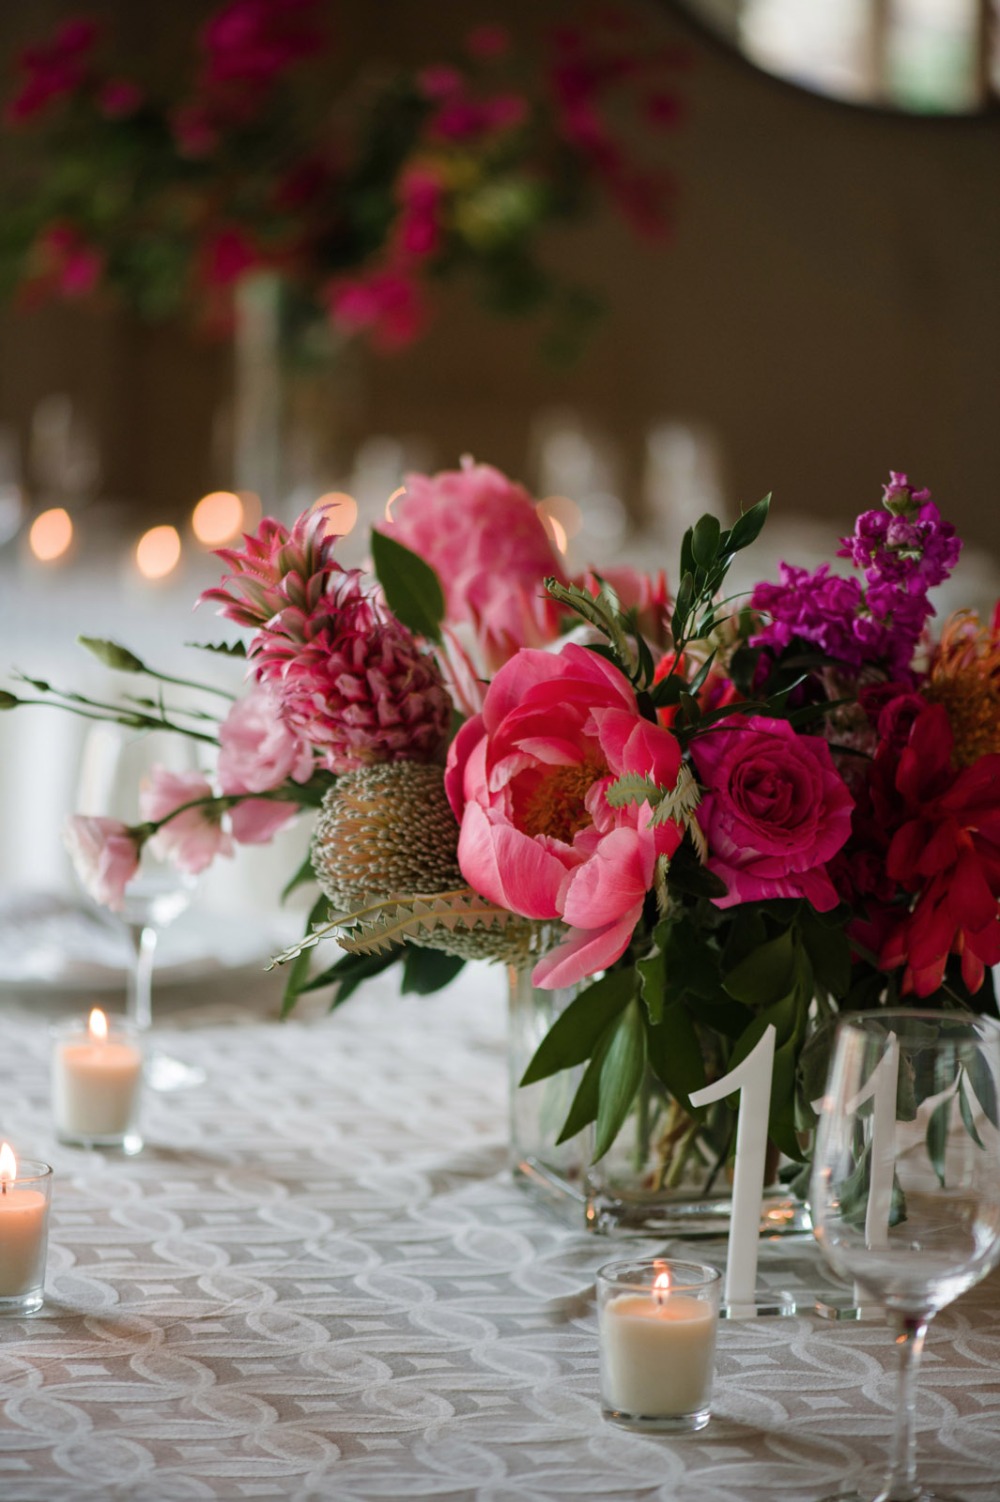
[1,0,998,568]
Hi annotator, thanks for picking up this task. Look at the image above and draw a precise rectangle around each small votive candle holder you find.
[51,1012,143,1154]
[598,1258,722,1432]
[0,1155,53,1315]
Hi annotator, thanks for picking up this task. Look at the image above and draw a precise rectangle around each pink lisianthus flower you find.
[63,815,140,913]
[378,459,567,671]
[218,683,314,843]
[139,767,233,875]
[689,715,854,910]
[445,642,686,989]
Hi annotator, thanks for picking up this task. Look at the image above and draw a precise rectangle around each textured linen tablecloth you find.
[1,963,999,1502]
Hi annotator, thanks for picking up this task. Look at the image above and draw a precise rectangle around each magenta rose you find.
[445,642,685,989]
[63,815,140,912]
[689,715,854,910]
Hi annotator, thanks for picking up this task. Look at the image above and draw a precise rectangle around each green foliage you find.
[370,531,445,644]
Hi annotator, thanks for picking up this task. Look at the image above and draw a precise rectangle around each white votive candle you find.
[0,1144,53,1315]
[52,1009,143,1152]
[598,1259,721,1431]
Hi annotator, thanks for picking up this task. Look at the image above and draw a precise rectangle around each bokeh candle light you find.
[28,506,73,562]
[135,524,181,580]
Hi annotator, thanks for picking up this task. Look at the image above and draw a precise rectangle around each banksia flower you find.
[312,763,463,908]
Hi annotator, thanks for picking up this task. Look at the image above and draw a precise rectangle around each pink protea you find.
[377,458,567,671]
[252,572,452,774]
[198,505,348,631]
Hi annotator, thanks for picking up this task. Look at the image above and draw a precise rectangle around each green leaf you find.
[723,929,797,1007]
[723,494,771,555]
[281,854,317,903]
[594,999,647,1161]
[78,636,146,673]
[400,946,465,995]
[370,529,445,643]
[605,773,662,809]
[958,1075,987,1150]
[691,514,721,569]
[664,850,729,900]
[301,945,404,1005]
[646,1004,708,1110]
[556,1023,617,1142]
[637,941,666,1026]
[520,969,636,1085]
[188,638,247,658]
[926,1092,953,1187]
[801,913,852,999]
[967,1047,1000,1129]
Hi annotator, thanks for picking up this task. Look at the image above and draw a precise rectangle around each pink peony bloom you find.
[63,815,140,913]
[445,642,685,989]
[219,682,314,843]
[378,459,566,671]
[140,766,233,875]
[689,715,854,910]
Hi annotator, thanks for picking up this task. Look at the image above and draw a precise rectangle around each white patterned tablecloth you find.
[1,965,999,1502]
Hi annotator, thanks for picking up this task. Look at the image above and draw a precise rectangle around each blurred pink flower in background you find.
[379,459,567,670]
[219,683,314,843]
[63,815,140,912]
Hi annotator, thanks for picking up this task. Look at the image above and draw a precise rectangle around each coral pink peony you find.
[140,766,233,875]
[379,459,566,670]
[218,682,314,843]
[689,715,853,910]
[445,642,685,988]
[63,815,140,912]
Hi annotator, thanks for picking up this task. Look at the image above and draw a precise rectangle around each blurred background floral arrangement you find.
[0,0,682,359]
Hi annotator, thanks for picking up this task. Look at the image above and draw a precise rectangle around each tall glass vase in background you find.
[231,274,364,520]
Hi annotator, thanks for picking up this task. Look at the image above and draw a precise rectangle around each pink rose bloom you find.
[689,715,854,910]
[219,683,313,844]
[446,642,685,989]
[63,815,140,913]
[140,767,233,876]
[379,459,566,671]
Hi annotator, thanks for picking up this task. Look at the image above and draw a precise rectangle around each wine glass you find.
[810,1010,1000,1502]
[75,722,207,1091]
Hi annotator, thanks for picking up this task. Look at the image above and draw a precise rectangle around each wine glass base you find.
[145,1052,206,1092]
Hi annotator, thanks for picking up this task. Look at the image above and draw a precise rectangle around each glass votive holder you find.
[0,1157,53,1315]
[597,1257,722,1432]
[51,1013,143,1154]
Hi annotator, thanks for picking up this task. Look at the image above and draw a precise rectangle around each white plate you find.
[0,890,295,991]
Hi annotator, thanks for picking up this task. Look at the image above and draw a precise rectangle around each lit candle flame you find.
[136,525,181,580]
[653,1269,671,1304]
[383,485,406,522]
[88,1008,109,1043]
[29,507,73,562]
[0,1141,16,1190]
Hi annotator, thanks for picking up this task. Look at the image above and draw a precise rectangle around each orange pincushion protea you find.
[924,607,1000,767]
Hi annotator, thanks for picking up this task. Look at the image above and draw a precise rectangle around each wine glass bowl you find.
[810,1010,1000,1502]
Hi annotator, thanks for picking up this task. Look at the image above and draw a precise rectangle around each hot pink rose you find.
[689,715,854,910]
[140,767,233,875]
[445,642,685,989]
[63,815,140,912]
[219,683,314,844]
[379,459,566,671]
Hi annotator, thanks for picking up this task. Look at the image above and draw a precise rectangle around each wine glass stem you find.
[883,1312,929,1502]
[126,923,158,1033]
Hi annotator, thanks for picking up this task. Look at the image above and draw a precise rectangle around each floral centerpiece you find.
[0,1,681,356]
[4,463,998,1229]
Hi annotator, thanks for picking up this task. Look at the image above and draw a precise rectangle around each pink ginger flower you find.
[63,815,140,913]
[445,642,686,989]
[140,766,233,876]
[377,459,566,672]
[218,682,314,843]
[250,572,452,774]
